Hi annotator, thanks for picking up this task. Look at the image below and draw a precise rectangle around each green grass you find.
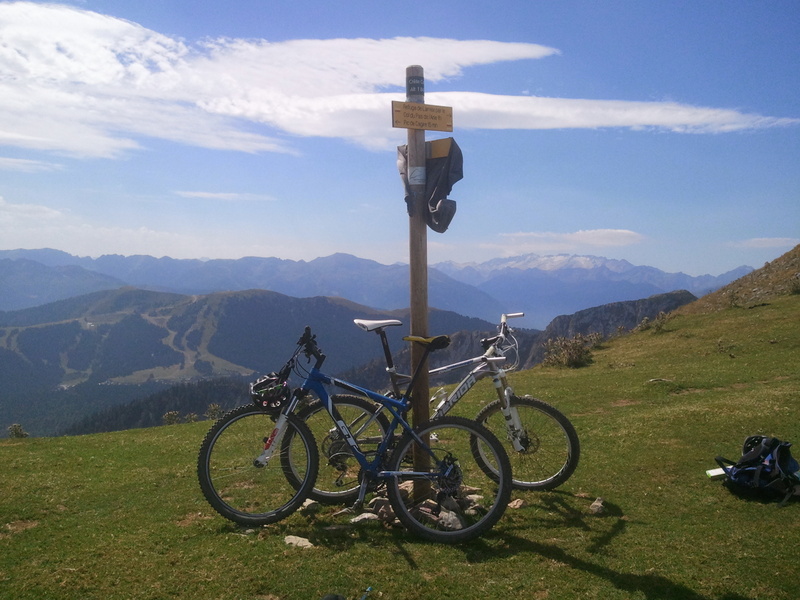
[2,295,799,600]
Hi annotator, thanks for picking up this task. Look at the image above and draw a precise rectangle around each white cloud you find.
[174,191,277,202]
[0,195,219,258]
[0,195,323,260]
[0,157,63,172]
[0,196,64,224]
[0,2,796,160]
[437,92,798,133]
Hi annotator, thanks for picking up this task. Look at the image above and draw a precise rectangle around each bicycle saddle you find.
[403,334,451,351]
[354,318,403,332]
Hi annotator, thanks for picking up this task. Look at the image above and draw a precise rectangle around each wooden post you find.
[406,65,430,431]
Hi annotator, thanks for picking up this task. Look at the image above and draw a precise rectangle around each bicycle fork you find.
[252,413,289,467]
[493,372,527,453]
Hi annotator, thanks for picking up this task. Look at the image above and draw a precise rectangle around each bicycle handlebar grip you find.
[299,326,326,369]
[502,312,524,320]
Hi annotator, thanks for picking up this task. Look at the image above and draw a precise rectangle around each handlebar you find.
[298,326,326,369]
[501,312,524,324]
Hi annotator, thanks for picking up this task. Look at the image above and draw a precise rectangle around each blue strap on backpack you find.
[716,435,800,506]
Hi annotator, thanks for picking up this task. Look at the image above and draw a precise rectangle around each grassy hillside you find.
[1,290,798,599]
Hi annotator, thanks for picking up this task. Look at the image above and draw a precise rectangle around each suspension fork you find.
[252,412,290,467]
[252,391,305,468]
[491,367,527,452]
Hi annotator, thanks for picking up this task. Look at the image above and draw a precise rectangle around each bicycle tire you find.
[473,395,579,490]
[197,405,318,526]
[385,416,512,544]
[291,394,390,504]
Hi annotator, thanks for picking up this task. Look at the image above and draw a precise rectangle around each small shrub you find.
[542,333,602,368]
[726,289,742,308]
[634,311,671,334]
[7,423,29,438]
[205,403,223,420]
[162,411,181,425]
[790,274,800,295]
[184,413,199,423]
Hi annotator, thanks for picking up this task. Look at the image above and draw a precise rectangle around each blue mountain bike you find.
[197,326,513,544]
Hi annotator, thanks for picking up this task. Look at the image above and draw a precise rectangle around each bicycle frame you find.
[356,312,529,451]
[429,354,510,419]
[260,328,454,508]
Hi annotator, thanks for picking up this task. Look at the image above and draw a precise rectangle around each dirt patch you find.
[176,512,213,527]
[1,520,39,538]
[610,398,640,407]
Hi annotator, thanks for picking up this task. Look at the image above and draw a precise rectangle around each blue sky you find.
[1,1,798,276]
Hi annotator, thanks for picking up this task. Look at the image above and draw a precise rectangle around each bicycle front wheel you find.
[474,395,580,490]
[386,416,512,544]
[292,394,390,505]
[197,405,318,526]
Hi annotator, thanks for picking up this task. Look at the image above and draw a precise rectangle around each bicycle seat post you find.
[376,328,403,398]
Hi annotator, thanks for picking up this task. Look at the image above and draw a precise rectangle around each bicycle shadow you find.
[455,491,758,600]
[303,489,628,556]
[469,531,760,600]
[299,495,759,600]
[508,491,632,554]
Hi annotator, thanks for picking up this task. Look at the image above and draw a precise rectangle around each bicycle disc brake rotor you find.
[516,429,539,454]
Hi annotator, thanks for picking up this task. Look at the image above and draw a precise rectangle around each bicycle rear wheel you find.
[474,395,579,490]
[292,394,390,504]
[197,405,318,526]
[385,416,512,544]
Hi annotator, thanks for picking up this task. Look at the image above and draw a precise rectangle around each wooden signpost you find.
[393,66,453,434]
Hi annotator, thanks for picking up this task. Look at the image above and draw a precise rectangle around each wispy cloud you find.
[1,2,796,160]
[0,195,321,260]
[437,93,798,133]
[0,157,64,172]
[174,191,277,202]
[0,196,64,223]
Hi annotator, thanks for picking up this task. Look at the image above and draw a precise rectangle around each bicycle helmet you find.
[250,372,290,411]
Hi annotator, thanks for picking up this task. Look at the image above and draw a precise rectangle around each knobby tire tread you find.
[473,395,580,490]
[197,405,318,526]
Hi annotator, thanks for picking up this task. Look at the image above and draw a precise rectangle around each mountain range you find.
[0,248,750,328]
[0,247,759,436]
[1,283,697,437]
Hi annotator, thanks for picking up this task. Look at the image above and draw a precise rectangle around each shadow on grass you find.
[536,492,633,554]
[290,490,632,558]
[456,491,756,600]
[243,493,759,600]
[477,532,755,600]
[457,526,755,600]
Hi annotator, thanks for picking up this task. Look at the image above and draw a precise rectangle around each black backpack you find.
[716,436,800,506]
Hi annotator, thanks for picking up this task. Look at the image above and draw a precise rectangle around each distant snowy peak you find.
[435,253,636,276]
[512,254,635,272]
